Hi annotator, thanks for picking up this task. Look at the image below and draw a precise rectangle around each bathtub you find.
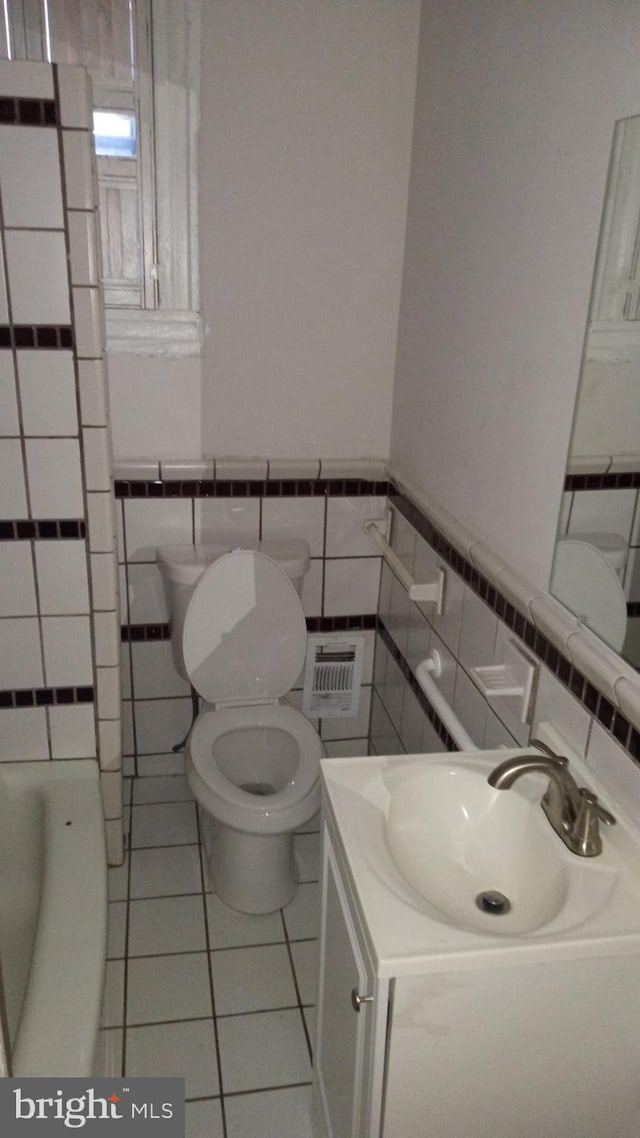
[0,759,108,1076]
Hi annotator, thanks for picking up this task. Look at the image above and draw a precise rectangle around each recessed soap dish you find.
[471,639,538,723]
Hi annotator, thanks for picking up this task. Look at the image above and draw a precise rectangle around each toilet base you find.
[200,808,299,914]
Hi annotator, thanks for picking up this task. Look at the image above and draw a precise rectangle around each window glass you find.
[93,110,137,159]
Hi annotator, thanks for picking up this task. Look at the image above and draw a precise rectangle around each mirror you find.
[551,114,640,666]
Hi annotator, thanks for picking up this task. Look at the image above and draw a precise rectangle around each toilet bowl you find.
[157,541,323,914]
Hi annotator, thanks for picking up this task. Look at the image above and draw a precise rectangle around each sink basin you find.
[320,746,640,961]
[385,763,568,933]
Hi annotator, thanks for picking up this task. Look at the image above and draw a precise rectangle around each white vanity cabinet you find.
[314,755,640,1138]
[314,826,389,1138]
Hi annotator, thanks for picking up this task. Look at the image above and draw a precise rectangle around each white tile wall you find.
[0,241,7,323]
[0,708,49,760]
[73,287,103,357]
[323,557,381,616]
[0,352,19,434]
[50,705,97,759]
[68,211,100,285]
[62,131,96,210]
[0,440,28,517]
[78,360,108,425]
[325,496,387,557]
[0,619,43,688]
[0,61,53,98]
[262,497,325,556]
[124,499,193,562]
[0,60,122,863]
[5,231,70,322]
[26,439,84,518]
[194,498,260,546]
[17,351,77,436]
[0,545,37,616]
[0,126,63,227]
[126,563,168,624]
[568,488,637,543]
[42,615,93,686]
[34,542,90,614]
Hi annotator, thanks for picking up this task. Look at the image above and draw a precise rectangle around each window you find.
[1,0,201,356]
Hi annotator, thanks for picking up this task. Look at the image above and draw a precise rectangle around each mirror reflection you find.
[552,114,640,666]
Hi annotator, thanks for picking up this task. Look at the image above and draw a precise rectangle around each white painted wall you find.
[198,0,420,459]
[571,358,640,460]
[390,0,640,589]
[108,354,202,458]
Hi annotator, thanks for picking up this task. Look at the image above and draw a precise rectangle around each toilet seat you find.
[551,539,627,653]
[187,702,322,835]
[182,549,307,706]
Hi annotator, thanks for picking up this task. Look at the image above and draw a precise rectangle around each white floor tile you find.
[126,953,212,1025]
[137,753,185,777]
[205,894,284,949]
[128,895,207,957]
[132,775,194,804]
[290,940,319,1006]
[107,901,127,959]
[283,883,320,941]
[303,1006,317,1053]
[101,960,125,1028]
[224,1085,314,1138]
[185,1098,224,1138]
[130,801,198,848]
[294,832,321,882]
[217,1010,311,1094]
[125,1019,220,1099]
[130,845,202,898]
[107,854,129,902]
[94,1028,123,1077]
[212,945,297,1015]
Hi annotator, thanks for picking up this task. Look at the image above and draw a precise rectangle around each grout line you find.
[280,899,314,1065]
[196,806,229,1138]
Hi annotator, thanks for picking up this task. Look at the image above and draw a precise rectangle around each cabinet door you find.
[315,835,378,1138]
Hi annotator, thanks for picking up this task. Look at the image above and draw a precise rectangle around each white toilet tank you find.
[157,539,311,683]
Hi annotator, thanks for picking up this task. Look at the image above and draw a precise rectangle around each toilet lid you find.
[182,550,307,704]
[551,539,627,653]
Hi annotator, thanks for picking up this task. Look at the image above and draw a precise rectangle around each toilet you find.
[569,531,628,579]
[157,540,323,914]
[551,536,628,653]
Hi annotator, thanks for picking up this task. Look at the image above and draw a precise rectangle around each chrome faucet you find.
[487,740,616,857]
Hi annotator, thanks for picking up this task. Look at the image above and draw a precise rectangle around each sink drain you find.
[476,890,511,915]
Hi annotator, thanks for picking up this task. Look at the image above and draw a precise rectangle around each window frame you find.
[105,0,201,356]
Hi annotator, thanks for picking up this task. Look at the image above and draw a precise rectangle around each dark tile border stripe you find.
[0,685,94,708]
[0,325,73,349]
[388,483,640,765]
[565,471,640,491]
[115,478,390,499]
[0,96,57,126]
[0,519,86,540]
[121,615,377,642]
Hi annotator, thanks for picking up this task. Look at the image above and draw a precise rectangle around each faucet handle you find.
[578,788,616,827]
[570,788,616,857]
[531,738,568,763]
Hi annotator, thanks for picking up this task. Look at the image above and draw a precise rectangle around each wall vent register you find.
[302,635,365,718]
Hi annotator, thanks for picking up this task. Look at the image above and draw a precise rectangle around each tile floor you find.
[98,774,320,1138]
